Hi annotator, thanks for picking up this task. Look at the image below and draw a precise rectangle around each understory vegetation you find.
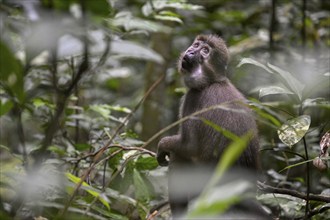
[0,0,329,219]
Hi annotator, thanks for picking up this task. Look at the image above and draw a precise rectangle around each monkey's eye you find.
[201,47,209,54]
[192,42,200,48]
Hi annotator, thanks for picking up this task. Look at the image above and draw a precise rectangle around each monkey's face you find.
[178,35,229,89]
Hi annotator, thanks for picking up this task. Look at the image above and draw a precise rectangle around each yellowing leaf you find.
[278,115,311,147]
[65,172,110,210]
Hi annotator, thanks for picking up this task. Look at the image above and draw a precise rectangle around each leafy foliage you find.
[0,0,329,220]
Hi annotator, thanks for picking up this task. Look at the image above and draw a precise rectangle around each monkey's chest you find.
[182,89,222,117]
[181,91,222,136]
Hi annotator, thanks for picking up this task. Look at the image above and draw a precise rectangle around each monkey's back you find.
[180,80,259,169]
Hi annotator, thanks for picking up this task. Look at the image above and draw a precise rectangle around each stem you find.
[299,103,310,219]
[303,136,310,219]
[57,74,163,217]
[269,0,276,49]
[17,109,28,167]
[301,0,306,49]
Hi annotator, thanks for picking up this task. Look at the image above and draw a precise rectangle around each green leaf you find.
[201,118,239,141]
[0,41,24,103]
[237,58,305,101]
[302,98,330,109]
[74,143,92,151]
[259,86,294,98]
[65,172,110,210]
[133,169,150,219]
[279,158,315,173]
[257,194,304,218]
[0,99,14,116]
[133,169,150,202]
[88,104,131,123]
[154,15,183,24]
[174,87,187,95]
[32,97,54,109]
[142,1,203,16]
[135,156,158,171]
[209,133,252,187]
[111,40,164,64]
[188,180,252,217]
[237,58,273,73]
[91,205,129,220]
[89,104,111,119]
[249,102,281,127]
[278,115,311,147]
[189,196,239,217]
[108,105,131,114]
[267,63,305,101]
[109,11,171,34]
[200,119,253,188]
[48,145,66,156]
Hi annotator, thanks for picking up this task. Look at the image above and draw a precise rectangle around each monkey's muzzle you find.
[181,54,198,73]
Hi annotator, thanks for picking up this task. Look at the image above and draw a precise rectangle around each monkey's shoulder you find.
[185,82,245,105]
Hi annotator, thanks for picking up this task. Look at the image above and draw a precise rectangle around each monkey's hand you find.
[157,136,179,166]
[157,150,170,166]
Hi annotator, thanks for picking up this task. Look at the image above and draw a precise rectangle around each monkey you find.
[156,35,264,218]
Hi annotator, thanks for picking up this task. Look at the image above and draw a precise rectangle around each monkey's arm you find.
[157,135,181,166]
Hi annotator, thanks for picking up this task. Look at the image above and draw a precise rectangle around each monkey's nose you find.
[181,55,192,70]
[185,51,194,59]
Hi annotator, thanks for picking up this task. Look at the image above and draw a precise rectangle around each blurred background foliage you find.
[0,0,329,219]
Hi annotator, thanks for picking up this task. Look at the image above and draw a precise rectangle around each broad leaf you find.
[257,194,304,218]
[111,40,164,64]
[133,169,150,219]
[133,169,150,202]
[237,58,273,73]
[267,63,305,101]
[259,86,294,98]
[278,115,311,147]
[109,11,172,33]
[0,100,14,116]
[142,0,203,16]
[135,156,158,171]
[0,41,24,103]
[188,181,251,217]
[237,58,305,101]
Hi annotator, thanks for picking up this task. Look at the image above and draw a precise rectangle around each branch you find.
[257,181,330,203]
[92,73,165,161]
[58,74,164,217]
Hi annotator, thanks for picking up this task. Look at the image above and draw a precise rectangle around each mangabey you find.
[157,35,266,218]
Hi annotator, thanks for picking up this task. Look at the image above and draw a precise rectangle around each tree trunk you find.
[141,33,172,152]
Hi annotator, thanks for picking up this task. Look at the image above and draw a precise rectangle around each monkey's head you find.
[178,35,229,89]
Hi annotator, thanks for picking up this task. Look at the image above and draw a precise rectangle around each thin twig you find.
[58,75,164,217]
[91,74,165,161]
